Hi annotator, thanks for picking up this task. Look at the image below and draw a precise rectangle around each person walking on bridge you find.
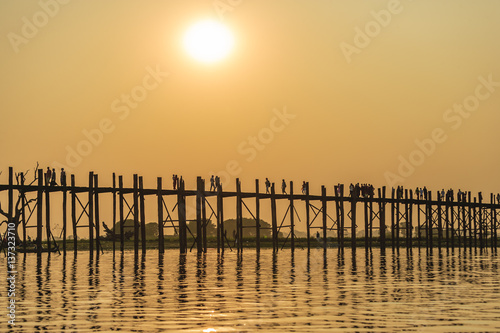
[210,175,215,191]
[265,178,270,194]
[282,179,287,194]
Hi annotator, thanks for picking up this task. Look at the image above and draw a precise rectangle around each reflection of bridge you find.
[1,167,498,256]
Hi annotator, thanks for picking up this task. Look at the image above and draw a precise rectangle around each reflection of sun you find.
[183,20,234,63]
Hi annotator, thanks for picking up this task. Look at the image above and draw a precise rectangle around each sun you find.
[183,20,234,63]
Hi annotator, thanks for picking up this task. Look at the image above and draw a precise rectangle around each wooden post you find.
[94,174,101,253]
[407,190,413,248]
[364,195,369,249]
[21,172,27,253]
[437,191,443,249]
[417,194,422,247]
[467,192,472,248]
[196,177,203,253]
[157,177,164,254]
[71,174,77,252]
[427,191,433,249]
[391,188,395,248]
[88,172,94,254]
[217,183,224,253]
[133,174,139,255]
[462,193,468,248]
[460,198,465,248]
[37,169,43,255]
[493,194,497,249]
[112,173,116,254]
[119,176,125,252]
[139,176,146,254]
[379,187,386,249]
[306,182,311,251]
[478,194,483,248]
[178,179,187,253]
[62,173,67,253]
[290,181,294,252]
[473,197,478,248]
[351,189,357,249]
[336,186,344,248]
[458,196,463,248]
[8,167,13,242]
[271,183,278,252]
[445,196,450,248]
[321,186,327,250]
[369,194,374,246]
[449,196,454,248]
[255,179,261,251]
[216,183,221,252]
[202,179,207,253]
[45,175,51,252]
[236,178,242,252]
[491,194,496,249]
[457,194,462,248]
[395,190,400,248]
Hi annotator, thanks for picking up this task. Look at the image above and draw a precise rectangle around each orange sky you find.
[1,0,500,197]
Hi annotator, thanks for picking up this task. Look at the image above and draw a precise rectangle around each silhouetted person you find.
[281,179,287,194]
[210,175,215,191]
[172,174,177,190]
[45,167,51,186]
[215,176,221,190]
[60,168,66,186]
[265,178,270,194]
[50,168,56,186]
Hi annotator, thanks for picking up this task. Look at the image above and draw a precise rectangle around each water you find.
[3,248,500,332]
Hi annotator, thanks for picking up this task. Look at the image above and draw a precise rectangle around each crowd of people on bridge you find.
[163,176,500,205]
[349,183,375,198]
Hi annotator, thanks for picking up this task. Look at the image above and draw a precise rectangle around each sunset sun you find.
[183,20,234,63]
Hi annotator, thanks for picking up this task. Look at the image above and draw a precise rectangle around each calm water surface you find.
[3,248,500,332]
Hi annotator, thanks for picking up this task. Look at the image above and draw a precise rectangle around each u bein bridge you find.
[0,167,499,256]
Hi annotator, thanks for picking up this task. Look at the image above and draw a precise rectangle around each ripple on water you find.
[3,248,500,332]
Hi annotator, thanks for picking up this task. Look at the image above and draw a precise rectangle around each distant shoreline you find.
[19,237,490,252]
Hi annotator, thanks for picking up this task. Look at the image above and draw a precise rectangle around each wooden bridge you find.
[1,167,498,256]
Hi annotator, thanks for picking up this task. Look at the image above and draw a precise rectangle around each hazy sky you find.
[2,0,500,195]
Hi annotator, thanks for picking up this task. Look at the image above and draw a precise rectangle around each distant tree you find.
[106,218,282,240]
[186,219,217,237]
[223,218,282,238]
[110,219,158,240]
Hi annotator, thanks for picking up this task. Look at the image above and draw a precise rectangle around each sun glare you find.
[183,20,234,63]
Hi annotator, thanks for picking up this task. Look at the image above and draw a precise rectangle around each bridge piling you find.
[36,169,43,256]
[255,179,260,252]
[88,172,94,254]
[157,177,164,254]
[139,176,146,254]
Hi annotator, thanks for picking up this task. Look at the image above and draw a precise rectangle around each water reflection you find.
[177,254,187,305]
[4,248,500,332]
